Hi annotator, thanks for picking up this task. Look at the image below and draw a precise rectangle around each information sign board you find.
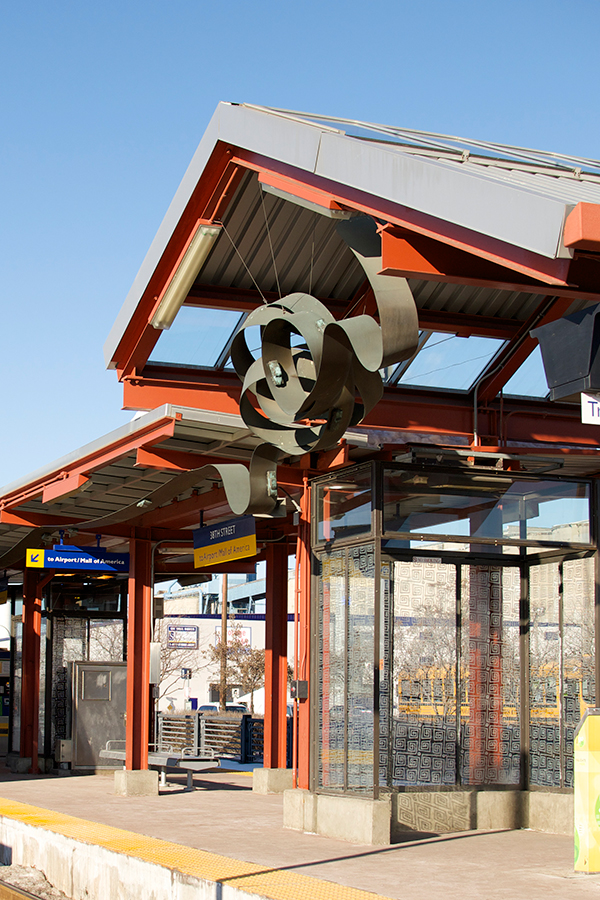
[26,546,130,572]
[193,516,256,568]
[581,392,600,424]
[167,624,199,649]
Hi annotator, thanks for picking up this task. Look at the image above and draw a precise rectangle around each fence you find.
[156,712,292,765]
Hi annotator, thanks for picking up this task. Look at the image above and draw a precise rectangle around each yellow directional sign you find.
[26,549,45,568]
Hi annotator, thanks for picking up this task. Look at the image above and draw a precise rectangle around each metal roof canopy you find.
[0,405,301,570]
[104,102,600,371]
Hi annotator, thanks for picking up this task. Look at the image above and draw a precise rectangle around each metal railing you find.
[156,712,292,765]
[158,713,198,754]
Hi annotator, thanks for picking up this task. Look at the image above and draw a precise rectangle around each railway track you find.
[0,878,64,900]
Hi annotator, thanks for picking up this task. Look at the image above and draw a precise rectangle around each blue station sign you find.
[193,516,256,568]
[26,545,130,573]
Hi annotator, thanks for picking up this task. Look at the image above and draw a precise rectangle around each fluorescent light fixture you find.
[151,222,221,330]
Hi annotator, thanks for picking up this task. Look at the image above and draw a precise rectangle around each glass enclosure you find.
[9,574,127,757]
[314,462,596,796]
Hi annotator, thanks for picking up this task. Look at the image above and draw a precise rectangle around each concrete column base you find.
[284,788,574,843]
[253,768,294,794]
[6,755,54,774]
[284,789,391,844]
[114,769,159,797]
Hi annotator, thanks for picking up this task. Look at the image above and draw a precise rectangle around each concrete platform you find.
[0,767,595,900]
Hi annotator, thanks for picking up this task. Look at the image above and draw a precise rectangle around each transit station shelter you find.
[2,103,600,841]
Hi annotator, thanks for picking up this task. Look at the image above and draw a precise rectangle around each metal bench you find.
[99,741,218,790]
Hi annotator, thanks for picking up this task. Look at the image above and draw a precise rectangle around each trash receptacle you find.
[574,708,600,872]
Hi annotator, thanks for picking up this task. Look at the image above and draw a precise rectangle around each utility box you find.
[574,708,600,872]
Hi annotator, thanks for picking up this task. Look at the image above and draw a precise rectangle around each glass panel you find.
[48,577,125,613]
[316,469,372,543]
[50,617,88,749]
[89,619,125,662]
[11,619,22,754]
[318,550,346,790]
[503,346,549,398]
[148,306,244,368]
[460,566,521,785]
[391,560,457,786]
[38,618,46,755]
[379,561,391,786]
[529,563,561,787]
[384,470,591,546]
[397,334,505,391]
[562,558,595,787]
[347,546,374,791]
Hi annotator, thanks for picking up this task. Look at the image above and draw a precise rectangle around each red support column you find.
[21,569,51,773]
[264,542,288,768]
[126,529,152,770]
[296,480,311,789]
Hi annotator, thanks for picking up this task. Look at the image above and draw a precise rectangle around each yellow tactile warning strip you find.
[0,797,392,900]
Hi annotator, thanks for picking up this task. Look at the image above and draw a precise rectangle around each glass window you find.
[389,560,457,786]
[148,306,244,368]
[530,563,561,787]
[394,334,505,391]
[384,470,591,547]
[48,576,126,613]
[460,565,521,785]
[503,346,549,398]
[316,468,372,543]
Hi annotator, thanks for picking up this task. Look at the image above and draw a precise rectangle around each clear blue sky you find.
[1,0,599,487]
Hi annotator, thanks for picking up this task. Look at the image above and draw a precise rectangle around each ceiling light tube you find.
[151,222,221,330]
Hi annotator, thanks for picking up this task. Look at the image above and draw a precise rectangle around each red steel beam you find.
[233,152,574,288]
[135,446,308,487]
[0,510,88,528]
[126,529,152,770]
[263,542,289,769]
[296,479,311,790]
[118,366,600,448]
[380,228,572,291]
[564,203,600,251]
[21,569,52,773]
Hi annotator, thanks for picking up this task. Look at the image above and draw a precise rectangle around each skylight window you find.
[148,306,244,368]
[502,346,549,398]
[389,333,505,391]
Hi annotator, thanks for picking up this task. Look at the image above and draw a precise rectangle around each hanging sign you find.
[0,577,8,605]
[26,545,130,572]
[193,516,256,568]
[581,392,600,424]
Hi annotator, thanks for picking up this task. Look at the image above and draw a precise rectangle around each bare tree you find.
[204,620,265,712]
[235,646,265,714]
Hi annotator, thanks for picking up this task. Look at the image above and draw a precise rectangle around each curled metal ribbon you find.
[230,220,418,457]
